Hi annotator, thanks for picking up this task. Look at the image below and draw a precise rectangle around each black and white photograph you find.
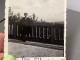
[5,0,66,59]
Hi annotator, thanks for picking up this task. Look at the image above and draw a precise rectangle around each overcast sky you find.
[9,0,65,22]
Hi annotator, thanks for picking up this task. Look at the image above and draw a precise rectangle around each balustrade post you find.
[51,26,54,43]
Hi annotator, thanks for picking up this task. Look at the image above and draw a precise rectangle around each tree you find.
[32,13,36,21]
[8,7,13,17]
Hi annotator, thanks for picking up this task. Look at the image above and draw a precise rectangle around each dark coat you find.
[19,17,33,26]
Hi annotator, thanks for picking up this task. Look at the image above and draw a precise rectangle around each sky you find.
[9,0,66,22]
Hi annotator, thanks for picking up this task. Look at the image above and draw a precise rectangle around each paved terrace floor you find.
[8,39,64,58]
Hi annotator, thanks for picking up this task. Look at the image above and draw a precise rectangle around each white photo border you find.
[4,0,67,60]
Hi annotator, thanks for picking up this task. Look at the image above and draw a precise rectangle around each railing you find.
[8,23,64,45]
